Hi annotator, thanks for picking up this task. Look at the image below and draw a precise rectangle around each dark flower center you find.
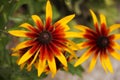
[38,31,52,44]
[96,36,109,48]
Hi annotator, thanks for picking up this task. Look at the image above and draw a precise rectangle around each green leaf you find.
[68,63,84,77]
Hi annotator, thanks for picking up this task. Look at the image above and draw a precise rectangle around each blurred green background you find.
[0,0,120,80]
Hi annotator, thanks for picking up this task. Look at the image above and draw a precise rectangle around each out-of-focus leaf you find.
[0,67,13,80]
[105,0,114,6]
[68,63,84,77]
[10,66,47,80]
[0,32,10,65]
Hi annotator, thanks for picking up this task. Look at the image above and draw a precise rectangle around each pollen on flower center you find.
[38,31,52,44]
[96,36,109,48]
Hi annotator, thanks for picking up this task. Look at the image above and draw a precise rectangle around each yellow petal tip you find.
[74,63,78,67]
[71,14,75,18]
[8,31,13,34]
[18,60,22,65]
[51,74,56,78]
[89,9,93,13]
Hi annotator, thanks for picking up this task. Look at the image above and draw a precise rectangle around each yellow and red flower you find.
[74,9,120,73]
[8,0,78,77]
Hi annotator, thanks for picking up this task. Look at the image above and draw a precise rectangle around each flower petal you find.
[20,23,38,32]
[75,25,89,32]
[111,51,120,60]
[60,24,70,31]
[74,47,93,67]
[55,52,67,67]
[13,40,33,51]
[100,14,106,26]
[48,57,56,78]
[64,45,77,58]
[34,61,38,69]
[65,32,84,38]
[104,54,113,73]
[89,53,98,72]
[20,62,26,70]
[27,65,32,71]
[38,59,46,77]
[77,42,89,50]
[89,9,98,27]
[18,45,39,65]
[108,46,120,60]
[27,49,40,69]
[32,15,43,30]
[109,24,120,32]
[100,53,108,73]
[46,0,52,22]
[68,40,79,50]
[8,30,28,37]
[54,14,75,27]
[100,14,109,36]
[11,52,20,56]
[113,42,120,50]
[113,34,120,40]
[20,23,33,30]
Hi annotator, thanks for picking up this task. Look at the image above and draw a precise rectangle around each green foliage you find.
[68,63,84,77]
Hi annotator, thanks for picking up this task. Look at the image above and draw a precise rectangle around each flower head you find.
[8,0,77,77]
[74,9,120,73]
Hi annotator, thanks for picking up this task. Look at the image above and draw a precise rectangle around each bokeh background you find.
[0,0,120,80]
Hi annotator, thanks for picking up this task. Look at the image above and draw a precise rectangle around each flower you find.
[74,9,120,73]
[8,0,78,77]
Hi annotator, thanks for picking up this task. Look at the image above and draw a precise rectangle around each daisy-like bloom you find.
[74,9,120,73]
[8,0,78,77]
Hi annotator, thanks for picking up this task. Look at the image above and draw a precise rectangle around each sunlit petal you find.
[60,24,70,31]
[13,40,33,51]
[64,45,77,58]
[27,49,40,69]
[113,42,120,50]
[20,23,33,30]
[89,9,98,27]
[109,24,120,32]
[100,53,108,73]
[34,61,38,69]
[20,62,26,70]
[8,30,28,37]
[27,66,32,71]
[48,57,56,78]
[114,34,120,40]
[111,51,120,60]
[77,42,89,50]
[68,40,79,50]
[75,25,90,32]
[20,23,39,33]
[54,14,75,27]
[55,52,67,67]
[32,15,43,30]
[46,0,52,22]
[108,46,120,60]
[18,45,39,65]
[74,48,93,67]
[11,52,20,56]
[38,59,46,77]
[104,54,113,73]
[100,14,106,26]
[89,53,98,72]
[65,32,84,38]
